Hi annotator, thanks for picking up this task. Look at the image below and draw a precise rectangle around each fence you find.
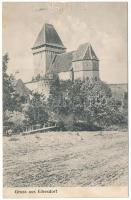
[3,122,57,136]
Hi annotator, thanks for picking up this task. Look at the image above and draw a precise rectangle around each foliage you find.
[32,74,41,81]
[25,92,48,125]
[48,77,62,113]
[3,53,31,133]
[3,53,27,113]
[3,53,16,112]
[4,110,29,133]
[47,79,127,130]
[3,53,127,132]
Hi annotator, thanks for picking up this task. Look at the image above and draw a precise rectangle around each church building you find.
[26,23,100,96]
[32,23,99,82]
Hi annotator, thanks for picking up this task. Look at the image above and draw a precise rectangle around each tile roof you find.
[48,51,75,74]
[47,43,99,74]
[32,23,66,49]
[73,43,99,61]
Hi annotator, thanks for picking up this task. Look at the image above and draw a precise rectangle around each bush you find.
[56,121,66,131]
[47,79,128,131]
[4,110,28,134]
[25,92,48,125]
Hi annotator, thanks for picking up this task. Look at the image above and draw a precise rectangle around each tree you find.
[3,53,32,133]
[4,110,29,133]
[3,53,30,113]
[26,92,48,125]
[48,77,62,113]
[47,79,127,130]
[3,53,16,112]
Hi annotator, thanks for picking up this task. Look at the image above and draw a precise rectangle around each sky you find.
[3,2,127,84]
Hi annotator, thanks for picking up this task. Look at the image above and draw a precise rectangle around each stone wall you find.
[25,80,51,98]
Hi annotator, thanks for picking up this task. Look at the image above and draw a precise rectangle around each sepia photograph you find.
[2,2,128,198]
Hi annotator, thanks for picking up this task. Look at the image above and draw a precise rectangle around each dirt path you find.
[3,131,128,187]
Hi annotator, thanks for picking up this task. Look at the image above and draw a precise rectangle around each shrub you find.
[47,79,127,131]
[4,110,28,134]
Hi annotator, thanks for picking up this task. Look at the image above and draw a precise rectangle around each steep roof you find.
[32,23,66,49]
[47,43,99,74]
[48,51,74,74]
[73,43,99,61]
[16,79,31,96]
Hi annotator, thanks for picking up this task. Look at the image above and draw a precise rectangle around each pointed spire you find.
[73,43,99,61]
[32,23,66,49]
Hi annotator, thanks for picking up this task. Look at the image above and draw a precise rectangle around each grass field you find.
[3,131,128,187]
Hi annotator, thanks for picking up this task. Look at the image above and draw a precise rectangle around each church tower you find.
[72,43,99,81]
[32,23,66,78]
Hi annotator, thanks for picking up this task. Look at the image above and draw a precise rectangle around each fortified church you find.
[26,23,100,96]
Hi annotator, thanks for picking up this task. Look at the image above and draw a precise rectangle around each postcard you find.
[2,2,128,198]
